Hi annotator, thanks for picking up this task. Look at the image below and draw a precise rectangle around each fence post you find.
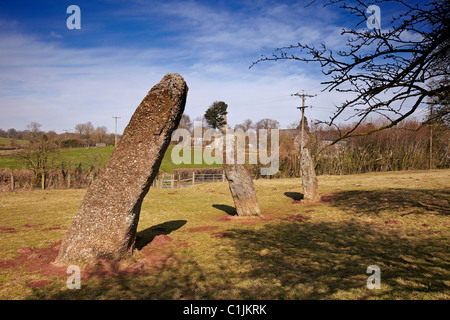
[154,172,159,189]
[222,171,225,182]
[67,172,71,189]
[192,172,195,186]
[10,171,15,192]
[171,174,174,188]
[41,172,45,190]
[177,174,181,188]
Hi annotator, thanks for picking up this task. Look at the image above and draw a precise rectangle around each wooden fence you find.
[153,172,225,189]
[1,169,226,191]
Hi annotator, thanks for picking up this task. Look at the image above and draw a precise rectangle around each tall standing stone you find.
[221,121,260,217]
[300,148,320,201]
[55,73,188,264]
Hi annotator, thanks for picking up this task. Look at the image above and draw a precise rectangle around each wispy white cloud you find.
[50,31,63,39]
[0,0,388,133]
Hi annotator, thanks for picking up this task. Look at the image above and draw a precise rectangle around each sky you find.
[0,0,430,134]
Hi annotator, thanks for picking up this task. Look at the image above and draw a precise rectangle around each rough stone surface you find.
[223,163,261,216]
[55,73,188,264]
[221,125,260,217]
[300,148,320,201]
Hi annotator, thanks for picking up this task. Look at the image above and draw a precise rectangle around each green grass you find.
[0,146,114,171]
[0,138,29,146]
[160,146,222,172]
[0,145,221,172]
[0,169,448,299]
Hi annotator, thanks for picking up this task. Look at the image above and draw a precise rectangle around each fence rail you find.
[153,172,225,189]
[1,169,226,191]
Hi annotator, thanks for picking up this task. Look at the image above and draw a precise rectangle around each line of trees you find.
[0,121,118,149]
[0,122,116,190]
[177,112,449,178]
[176,114,281,135]
[277,117,449,177]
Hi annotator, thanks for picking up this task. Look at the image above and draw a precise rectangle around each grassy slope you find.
[0,145,221,172]
[0,169,448,300]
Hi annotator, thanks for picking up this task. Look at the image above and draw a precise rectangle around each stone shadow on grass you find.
[212,204,237,216]
[135,220,187,250]
[284,192,304,201]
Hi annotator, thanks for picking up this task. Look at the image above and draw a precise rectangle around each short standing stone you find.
[223,162,261,216]
[300,148,319,201]
[55,73,188,264]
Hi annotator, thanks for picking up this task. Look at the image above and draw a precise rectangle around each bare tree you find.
[75,122,95,146]
[26,122,42,139]
[92,126,108,145]
[179,114,194,133]
[234,119,255,131]
[251,0,449,151]
[255,118,280,131]
[20,135,58,189]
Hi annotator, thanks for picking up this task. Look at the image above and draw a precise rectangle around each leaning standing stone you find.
[222,126,260,217]
[55,73,188,264]
[223,162,261,216]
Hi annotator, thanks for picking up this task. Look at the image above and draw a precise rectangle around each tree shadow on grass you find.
[212,204,237,216]
[225,219,449,299]
[25,254,214,300]
[23,188,448,300]
[284,192,304,201]
[135,220,187,250]
[24,217,449,300]
[331,188,450,216]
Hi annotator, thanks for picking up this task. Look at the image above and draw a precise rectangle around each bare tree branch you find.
[251,0,449,152]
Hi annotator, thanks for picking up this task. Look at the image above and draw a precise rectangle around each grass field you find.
[0,169,448,300]
[0,138,29,147]
[0,145,221,172]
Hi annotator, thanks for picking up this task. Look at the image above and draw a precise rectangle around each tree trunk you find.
[300,148,319,201]
[55,74,188,265]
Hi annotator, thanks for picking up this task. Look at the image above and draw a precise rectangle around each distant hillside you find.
[0,145,221,173]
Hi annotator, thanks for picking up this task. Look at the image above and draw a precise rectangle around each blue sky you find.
[0,0,429,134]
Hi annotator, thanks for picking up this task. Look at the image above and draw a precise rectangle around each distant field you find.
[0,138,29,146]
[0,146,114,171]
[0,145,221,172]
[0,169,448,299]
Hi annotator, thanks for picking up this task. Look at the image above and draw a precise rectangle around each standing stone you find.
[221,121,260,217]
[300,148,319,201]
[223,162,261,216]
[55,73,188,264]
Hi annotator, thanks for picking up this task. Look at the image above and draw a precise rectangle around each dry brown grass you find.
[0,169,448,299]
